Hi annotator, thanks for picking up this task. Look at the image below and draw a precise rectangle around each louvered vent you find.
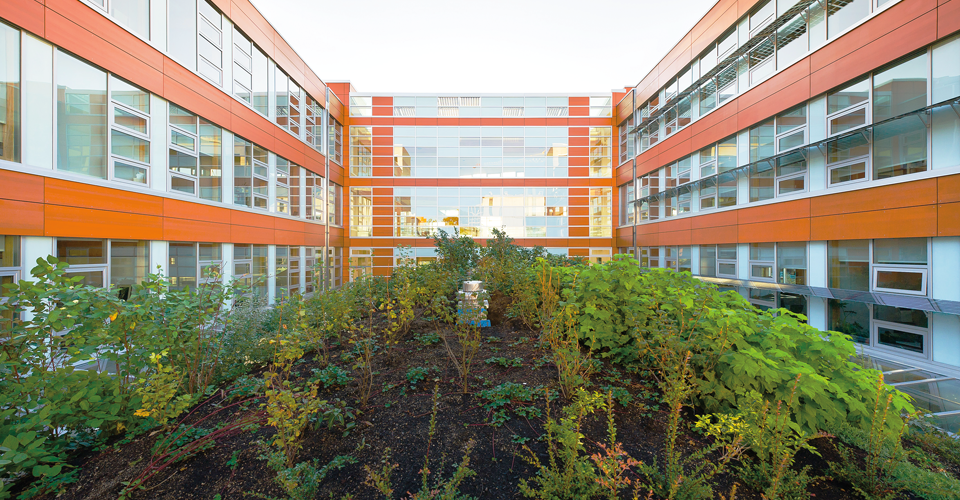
[438,107,459,117]
[459,97,481,107]
[546,107,568,117]
[438,97,459,106]
[394,106,415,116]
[502,107,523,117]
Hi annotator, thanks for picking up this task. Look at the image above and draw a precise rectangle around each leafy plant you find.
[478,382,543,426]
[518,388,605,499]
[406,366,431,388]
[735,376,828,500]
[312,365,353,390]
[132,350,195,427]
[262,451,356,500]
[484,357,523,368]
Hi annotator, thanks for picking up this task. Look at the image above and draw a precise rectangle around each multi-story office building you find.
[344,92,615,278]
[613,0,960,418]
[1,0,959,408]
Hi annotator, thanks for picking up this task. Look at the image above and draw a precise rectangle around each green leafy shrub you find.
[312,365,353,390]
[564,256,914,434]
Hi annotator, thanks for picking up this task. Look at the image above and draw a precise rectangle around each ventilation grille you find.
[394,106,415,116]
[438,107,459,117]
[502,107,523,117]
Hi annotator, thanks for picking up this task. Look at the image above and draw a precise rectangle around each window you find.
[0,235,20,326]
[828,239,870,290]
[678,246,692,273]
[829,299,870,344]
[56,239,149,296]
[589,188,612,237]
[350,187,373,237]
[168,104,222,201]
[873,53,928,179]
[827,78,870,136]
[276,158,294,214]
[748,36,776,84]
[233,244,267,297]
[751,151,807,202]
[619,113,635,164]
[717,65,738,106]
[89,0,150,39]
[776,105,807,152]
[276,71,301,136]
[329,118,343,164]
[873,305,929,356]
[0,22,20,163]
[233,137,268,209]
[665,246,679,270]
[779,292,807,317]
[749,288,777,310]
[328,181,342,225]
[827,0,869,39]
[699,246,716,277]
[589,127,612,177]
[777,242,806,285]
[305,94,324,153]
[168,242,221,291]
[349,248,372,281]
[700,176,717,210]
[292,169,324,221]
[619,182,635,226]
[350,126,373,176]
[750,243,775,281]
[699,145,716,177]
[873,237,927,295]
[276,246,301,299]
[826,133,870,186]
[304,247,320,294]
[749,119,776,162]
[57,51,108,179]
[717,136,738,172]
[168,0,196,70]
[718,171,738,207]
[777,12,808,68]
[717,244,737,277]
[109,76,150,185]
[749,0,775,35]
[233,28,269,116]
[640,247,660,268]
[327,247,342,288]
[198,0,223,85]
[699,78,717,115]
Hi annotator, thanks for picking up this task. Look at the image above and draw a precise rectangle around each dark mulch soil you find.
[15,317,952,500]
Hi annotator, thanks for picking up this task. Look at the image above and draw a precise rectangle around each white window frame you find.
[872,266,928,296]
[716,245,738,278]
[749,243,776,282]
[108,79,152,187]
[748,36,776,86]
[198,0,223,86]
[827,156,871,187]
[774,155,808,197]
[872,318,930,359]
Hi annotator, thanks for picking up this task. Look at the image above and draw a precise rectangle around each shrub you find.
[564,257,915,434]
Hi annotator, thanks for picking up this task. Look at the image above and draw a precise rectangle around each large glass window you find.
[276,71,301,136]
[749,119,775,162]
[305,94,324,153]
[777,242,806,285]
[110,240,149,299]
[0,22,20,163]
[589,127,612,177]
[329,118,343,164]
[328,181,342,225]
[169,242,221,291]
[350,187,373,237]
[109,76,150,184]
[276,158,293,214]
[829,299,870,344]
[168,104,222,201]
[872,53,928,179]
[0,235,20,325]
[276,246,301,299]
[827,78,869,136]
[198,0,223,85]
[717,244,737,277]
[168,0,197,70]
[233,137,268,209]
[233,28,268,116]
[828,239,869,290]
[699,245,717,277]
[292,169,324,221]
[57,51,108,179]
[589,188,612,237]
[233,244,267,297]
[827,0,869,39]
[350,126,373,176]
[873,237,927,295]
[111,0,150,39]
[750,243,775,281]
[874,305,928,355]
[56,239,148,295]
[826,133,870,186]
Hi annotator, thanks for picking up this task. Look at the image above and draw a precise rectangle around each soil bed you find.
[18,319,951,500]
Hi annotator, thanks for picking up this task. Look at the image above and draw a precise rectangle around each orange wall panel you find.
[0,170,44,203]
[163,217,231,242]
[810,206,938,240]
[46,205,163,240]
[811,180,938,217]
[44,179,164,216]
[939,202,960,236]
[0,200,44,236]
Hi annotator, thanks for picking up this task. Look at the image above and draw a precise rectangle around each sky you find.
[250,0,719,94]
